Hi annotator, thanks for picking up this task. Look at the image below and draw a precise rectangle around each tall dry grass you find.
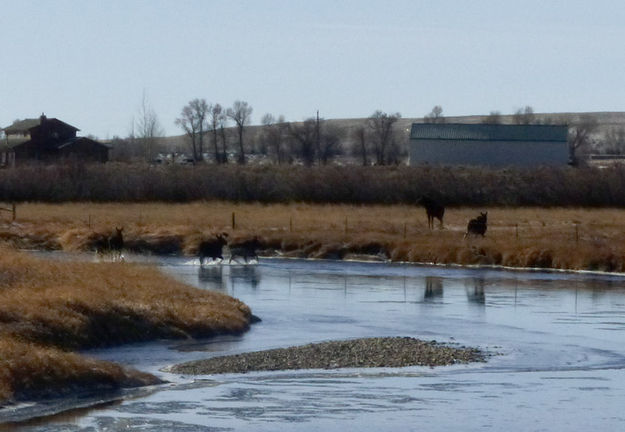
[2,202,625,272]
[0,247,252,403]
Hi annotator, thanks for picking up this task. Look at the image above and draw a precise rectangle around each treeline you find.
[0,163,624,207]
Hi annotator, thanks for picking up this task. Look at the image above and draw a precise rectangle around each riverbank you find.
[2,202,625,273]
[171,337,486,375]
[0,248,253,404]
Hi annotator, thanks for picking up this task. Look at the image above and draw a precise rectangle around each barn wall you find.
[409,139,569,167]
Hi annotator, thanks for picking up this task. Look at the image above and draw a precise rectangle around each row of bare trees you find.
[110,97,616,166]
[175,99,252,164]
[350,111,404,166]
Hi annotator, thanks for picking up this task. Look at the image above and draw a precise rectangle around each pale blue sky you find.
[2,0,625,138]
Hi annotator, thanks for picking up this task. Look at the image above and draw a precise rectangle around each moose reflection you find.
[229,265,261,290]
[466,278,486,304]
[424,276,444,301]
[198,265,225,291]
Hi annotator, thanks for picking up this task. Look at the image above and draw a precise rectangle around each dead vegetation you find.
[0,247,253,403]
[3,164,625,207]
[2,202,625,272]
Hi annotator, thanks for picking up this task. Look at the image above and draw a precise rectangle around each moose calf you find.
[464,212,488,238]
[229,237,262,264]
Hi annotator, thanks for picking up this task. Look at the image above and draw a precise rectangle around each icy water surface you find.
[4,257,625,431]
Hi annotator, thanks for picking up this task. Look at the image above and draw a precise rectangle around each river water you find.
[4,257,625,431]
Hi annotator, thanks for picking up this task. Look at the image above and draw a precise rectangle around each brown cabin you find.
[1,114,109,165]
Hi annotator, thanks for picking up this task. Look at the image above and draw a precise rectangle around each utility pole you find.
[315,110,320,164]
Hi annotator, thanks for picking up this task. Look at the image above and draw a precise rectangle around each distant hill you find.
[152,111,625,158]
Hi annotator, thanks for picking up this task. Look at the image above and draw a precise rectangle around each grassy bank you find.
[2,202,625,272]
[0,248,253,403]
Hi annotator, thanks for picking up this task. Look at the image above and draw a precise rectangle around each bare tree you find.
[288,118,317,166]
[219,116,229,164]
[226,100,253,164]
[208,103,225,163]
[351,125,369,166]
[135,92,164,162]
[318,123,343,165]
[602,126,625,154]
[424,105,445,123]
[366,110,401,165]
[512,106,536,125]
[569,115,599,164]
[482,111,502,124]
[175,98,209,162]
[261,113,288,164]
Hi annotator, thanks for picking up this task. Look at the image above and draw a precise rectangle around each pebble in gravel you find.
[170,336,486,375]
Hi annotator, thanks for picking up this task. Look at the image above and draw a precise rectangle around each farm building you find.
[1,114,109,165]
[409,123,569,167]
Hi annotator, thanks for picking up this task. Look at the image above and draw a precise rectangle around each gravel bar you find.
[170,337,486,375]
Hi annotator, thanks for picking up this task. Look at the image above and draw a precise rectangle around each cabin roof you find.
[3,117,80,135]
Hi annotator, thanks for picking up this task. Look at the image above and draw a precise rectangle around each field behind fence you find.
[1,202,624,272]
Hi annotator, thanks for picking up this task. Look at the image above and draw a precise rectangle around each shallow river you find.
[5,257,625,431]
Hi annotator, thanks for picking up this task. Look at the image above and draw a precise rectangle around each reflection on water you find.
[424,276,443,301]
[466,278,486,304]
[229,265,261,290]
[6,257,625,431]
[197,265,224,291]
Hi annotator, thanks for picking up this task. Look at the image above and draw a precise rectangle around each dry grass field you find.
[2,202,625,272]
[0,247,253,403]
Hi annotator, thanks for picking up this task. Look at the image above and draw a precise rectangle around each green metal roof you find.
[410,123,568,142]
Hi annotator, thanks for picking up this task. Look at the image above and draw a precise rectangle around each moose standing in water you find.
[417,196,445,229]
[229,236,262,264]
[198,233,229,265]
[464,212,488,238]
[107,227,124,261]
